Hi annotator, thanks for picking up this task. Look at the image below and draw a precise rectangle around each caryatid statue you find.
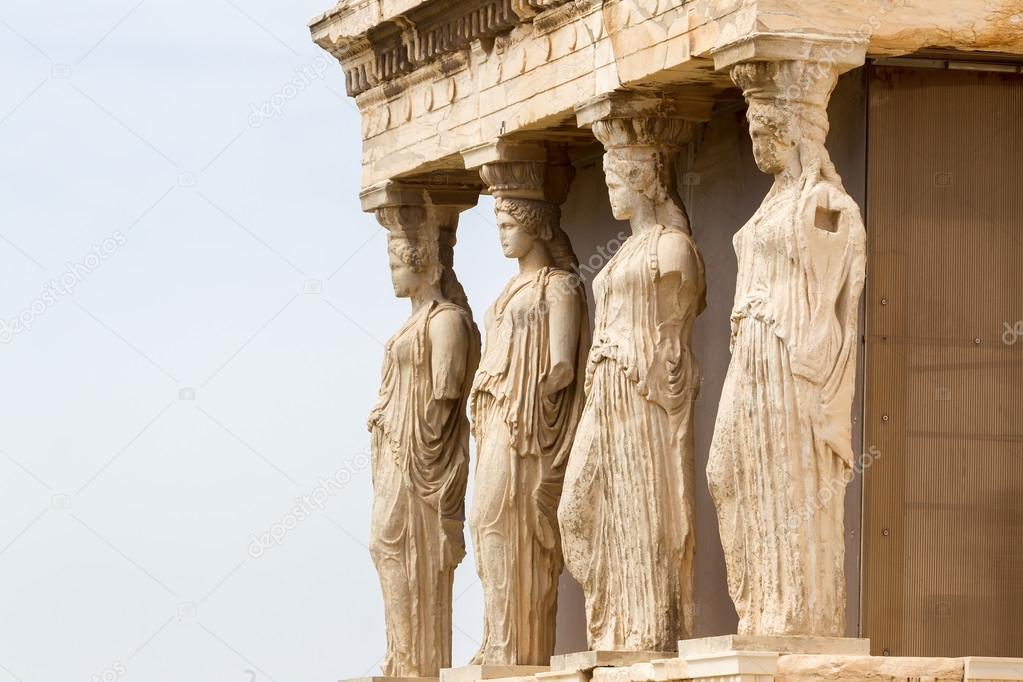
[366,190,481,677]
[559,103,707,652]
[465,144,588,665]
[707,39,867,637]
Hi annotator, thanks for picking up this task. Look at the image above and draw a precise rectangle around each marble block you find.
[551,651,678,673]
[536,670,588,682]
[775,655,963,682]
[965,657,1023,682]
[592,658,689,682]
[684,651,779,682]
[343,678,440,682]
[441,665,550,682]
[679,636,870,658]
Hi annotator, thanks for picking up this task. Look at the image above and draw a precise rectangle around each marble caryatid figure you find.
[367,204,481,677]
[707,59,867,637]
[559,117,707,652]
[469,156,588,665]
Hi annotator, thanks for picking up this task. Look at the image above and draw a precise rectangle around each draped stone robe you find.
[559,225,706,651]
[470,267,588,665]
[368,300,480,677]
[707,178,866,636]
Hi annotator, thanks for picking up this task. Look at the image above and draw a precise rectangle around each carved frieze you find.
[313,0,577,97]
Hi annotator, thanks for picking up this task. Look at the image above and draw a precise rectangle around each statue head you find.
[378,205,441,300]
[732,60,838,175]
[592,117,695,224]
[494,196,557,259]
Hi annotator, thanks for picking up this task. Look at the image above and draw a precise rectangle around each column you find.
[441,141,586,676]
[552,90,711,668]
[359,179,481,680]
[684,29,869,682]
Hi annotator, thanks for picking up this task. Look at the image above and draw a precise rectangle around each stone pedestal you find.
[536,670,588,682]
[679,636,870,657]
[430,646,1023,682]
[965,658,1023,682]
[343,677,440,682]
[591,658,689,682]
[684,651,777,682]
[551,651,678,673]
[441,666,550,682]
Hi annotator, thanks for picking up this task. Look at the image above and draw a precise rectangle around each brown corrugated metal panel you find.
[863,64,1023,658]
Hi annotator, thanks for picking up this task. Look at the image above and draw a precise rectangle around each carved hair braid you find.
[435,211,473,315]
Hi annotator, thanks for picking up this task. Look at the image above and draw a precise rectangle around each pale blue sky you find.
[0,2,509,680]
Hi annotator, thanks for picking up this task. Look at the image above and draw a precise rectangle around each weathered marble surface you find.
[441,665,551,682]
[467,145,587,666]
[551,650,678,673]
[559,96,706,652]
[679,636,870,657]
[775,654,964,682]
[706,36,867,638]
[367,191,481,677]
[311,0,1023,188]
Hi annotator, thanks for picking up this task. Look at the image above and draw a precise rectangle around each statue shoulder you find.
[656,228,702,279]
[427,303,471,343]
[802,180,866,243]
[543,267,585,306]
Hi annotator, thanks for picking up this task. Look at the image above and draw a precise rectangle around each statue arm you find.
[646,231,701,412]
[427,307,471,566]
[542,281,582,397]
[655,231,700,329]
[429,307,469,401]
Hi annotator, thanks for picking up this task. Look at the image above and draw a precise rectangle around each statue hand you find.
[541,361,574,398]
[440,517,466,567]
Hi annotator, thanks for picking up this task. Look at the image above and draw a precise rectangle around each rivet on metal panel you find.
[883,528,890,536]
[882,649,890,656]
[882,414,889,422]
[974,337,982,345]
[881,297,888,305]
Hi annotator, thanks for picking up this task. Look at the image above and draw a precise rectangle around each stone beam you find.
[313,0,1023,192]
[711,31,867,73]
[360,178,481,215]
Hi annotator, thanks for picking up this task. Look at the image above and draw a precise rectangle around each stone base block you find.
[775,654,964,682]
[684,650,779,682]
[536,670,588,682]
[550,651,678,673]
[342,677,439,682]
[965,657,1023,681]
[591,658,689,682]
[441,666,550,682]
[679,636,870,658]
